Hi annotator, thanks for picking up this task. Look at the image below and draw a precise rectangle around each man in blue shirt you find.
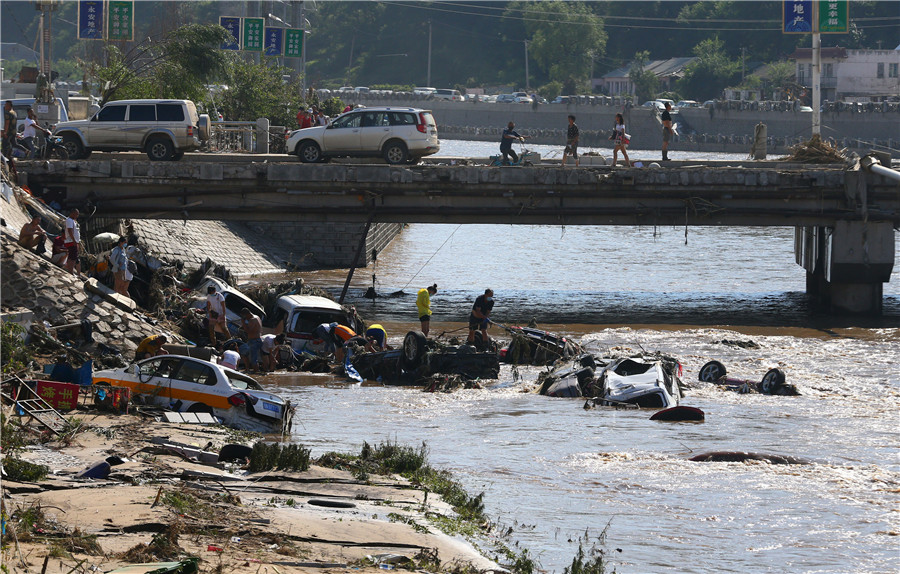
[499,121,527,165]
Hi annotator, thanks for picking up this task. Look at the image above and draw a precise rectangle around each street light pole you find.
[426,20,432,87]
[524,40,530,91]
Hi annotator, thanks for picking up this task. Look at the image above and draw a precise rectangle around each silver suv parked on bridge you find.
[53,99,209,161]
[286,107,439,164]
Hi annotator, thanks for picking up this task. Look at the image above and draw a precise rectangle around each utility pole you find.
[741,46,746,83]
[524,40,530,91]
[812,3,821,136]
[35,0,57,103]
[426,20,432,87]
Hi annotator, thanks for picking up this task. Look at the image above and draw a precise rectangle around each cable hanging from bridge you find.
[402,224,462,291]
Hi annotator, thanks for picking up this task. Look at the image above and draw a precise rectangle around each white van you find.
[266,295,352,354]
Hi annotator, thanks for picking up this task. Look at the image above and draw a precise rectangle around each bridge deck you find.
[21,158,900,228]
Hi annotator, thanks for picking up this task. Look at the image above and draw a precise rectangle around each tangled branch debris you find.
[781,134,847,164]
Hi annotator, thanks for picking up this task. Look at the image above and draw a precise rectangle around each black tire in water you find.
[760,368,786,394]
[698,360,727,382]
[401,330,427,370]
[218,443,253,463]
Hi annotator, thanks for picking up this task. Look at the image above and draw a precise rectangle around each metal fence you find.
[204,121,288,154]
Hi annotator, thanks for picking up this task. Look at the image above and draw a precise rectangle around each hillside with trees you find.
[2,1,897,108]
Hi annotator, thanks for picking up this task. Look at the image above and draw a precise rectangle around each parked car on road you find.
[496,94,516,103]
[52,99,209,161]
[93,355,294,433]
[551,96,572,104]
[434,89,464,101]
[354,86,370,93]
[285,106,439,164]
[413,87,437,96]
[676,100,700,108]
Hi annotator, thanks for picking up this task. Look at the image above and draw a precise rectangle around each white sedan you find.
[93,355,294,434]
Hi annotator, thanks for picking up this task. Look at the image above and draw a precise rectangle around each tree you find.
[628,51,660,103]
[506,1,607,87]
[677,36,740,101]
[219,58,305,126]
[90,23,232,105]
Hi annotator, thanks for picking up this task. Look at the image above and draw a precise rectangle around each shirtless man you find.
[18,215,46,252]
[240,308,263,371]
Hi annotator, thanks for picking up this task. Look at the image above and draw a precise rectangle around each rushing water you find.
[254,142,900,573]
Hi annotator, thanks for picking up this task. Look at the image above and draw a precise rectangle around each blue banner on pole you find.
[220,16,241,50]
[783,0,814,33]
[264,27,284,56]
[78,0,104,40]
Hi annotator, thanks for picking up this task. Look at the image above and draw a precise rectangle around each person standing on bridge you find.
[661,101,673,161]
[562,115,579,167]
[500,122,527,165]
[610,113,631,168]
[417,283,438,337]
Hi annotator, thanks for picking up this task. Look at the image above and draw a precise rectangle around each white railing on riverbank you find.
[205,121,288,154]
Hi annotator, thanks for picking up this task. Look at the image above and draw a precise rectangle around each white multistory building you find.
[791,46,900,102]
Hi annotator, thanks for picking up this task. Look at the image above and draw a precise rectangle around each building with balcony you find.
[790,47,900,102]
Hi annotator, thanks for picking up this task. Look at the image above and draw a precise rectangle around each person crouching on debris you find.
[364,324,392,352]
[18,215,46,253]
[261,333,286,372]
[417,283,438,336]
[218,340,241,371]
[135,334,168,360]
[467,289,494,345]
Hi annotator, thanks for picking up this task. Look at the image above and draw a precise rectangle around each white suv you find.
[434,89,463,101]
[53,99,209,161]
[286,107,439,164]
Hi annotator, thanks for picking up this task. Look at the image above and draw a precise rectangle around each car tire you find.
[401,330,427,370]
[146,138,175,161]
[383,140,408,165]
[298,141,322,163]
[760,368,786,394]
[698,360,727,382]
[198,114,211,141]
[61,134,84,160]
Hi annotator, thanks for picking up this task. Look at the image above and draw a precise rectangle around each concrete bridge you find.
[20,155,900,314]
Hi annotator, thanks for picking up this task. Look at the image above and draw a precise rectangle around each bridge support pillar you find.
[796,221,894,315]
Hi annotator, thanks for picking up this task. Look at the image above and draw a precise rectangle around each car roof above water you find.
[277,294,344,312]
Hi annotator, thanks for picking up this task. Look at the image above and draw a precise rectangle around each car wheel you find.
[298,141,322,163]
[187,402,215,415]
[401,330,427,370]
[61,134,84,159]
[698,360,727,382]
[760,368,786,394]
[383,140,408,164]
[146,138,174,161]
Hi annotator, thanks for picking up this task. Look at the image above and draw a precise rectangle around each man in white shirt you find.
[206,285,227,344]
[260,333,285,372]
[64,208,81,274]
[21,108,50,159]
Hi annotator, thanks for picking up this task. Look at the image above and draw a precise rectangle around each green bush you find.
[1,322,31,375]
[248,442,310,473]
[3,458,49,482]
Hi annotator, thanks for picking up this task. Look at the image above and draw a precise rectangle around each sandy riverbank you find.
[2,408,503,573]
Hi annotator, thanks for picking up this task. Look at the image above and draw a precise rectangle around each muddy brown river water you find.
[249,146,899,572]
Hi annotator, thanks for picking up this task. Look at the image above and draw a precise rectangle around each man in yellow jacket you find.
[416,284,438,337]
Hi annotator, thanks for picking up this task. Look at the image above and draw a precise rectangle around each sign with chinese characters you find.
[242,17,264,51]
[783,0,813,33]
[107,1,134,41]
[264,27,284,56]
[285,28,303,58]
[818,0,848,33]
[36,380,79,411]
[220,16,241,50]
[77,0,104,40]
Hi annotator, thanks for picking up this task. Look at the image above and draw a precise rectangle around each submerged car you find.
[539,353,684,409]
[285,106,439,164]
[93,355,294,434]
[265,294,353,354]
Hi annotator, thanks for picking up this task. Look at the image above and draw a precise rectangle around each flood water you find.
[255,142,900,573]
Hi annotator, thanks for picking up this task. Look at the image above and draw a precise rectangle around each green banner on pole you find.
[107,0,134,41]
[818,0,848,33]
[285,28,303,58]
[243,17,264,51]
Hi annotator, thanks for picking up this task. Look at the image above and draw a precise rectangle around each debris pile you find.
[782,134,846,164]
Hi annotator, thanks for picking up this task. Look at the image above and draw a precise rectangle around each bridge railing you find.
[204,121,288,154]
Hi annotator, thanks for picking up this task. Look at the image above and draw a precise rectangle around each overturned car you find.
[538,353,684,409]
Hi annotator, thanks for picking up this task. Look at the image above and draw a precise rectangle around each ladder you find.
[1,377,67,435]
